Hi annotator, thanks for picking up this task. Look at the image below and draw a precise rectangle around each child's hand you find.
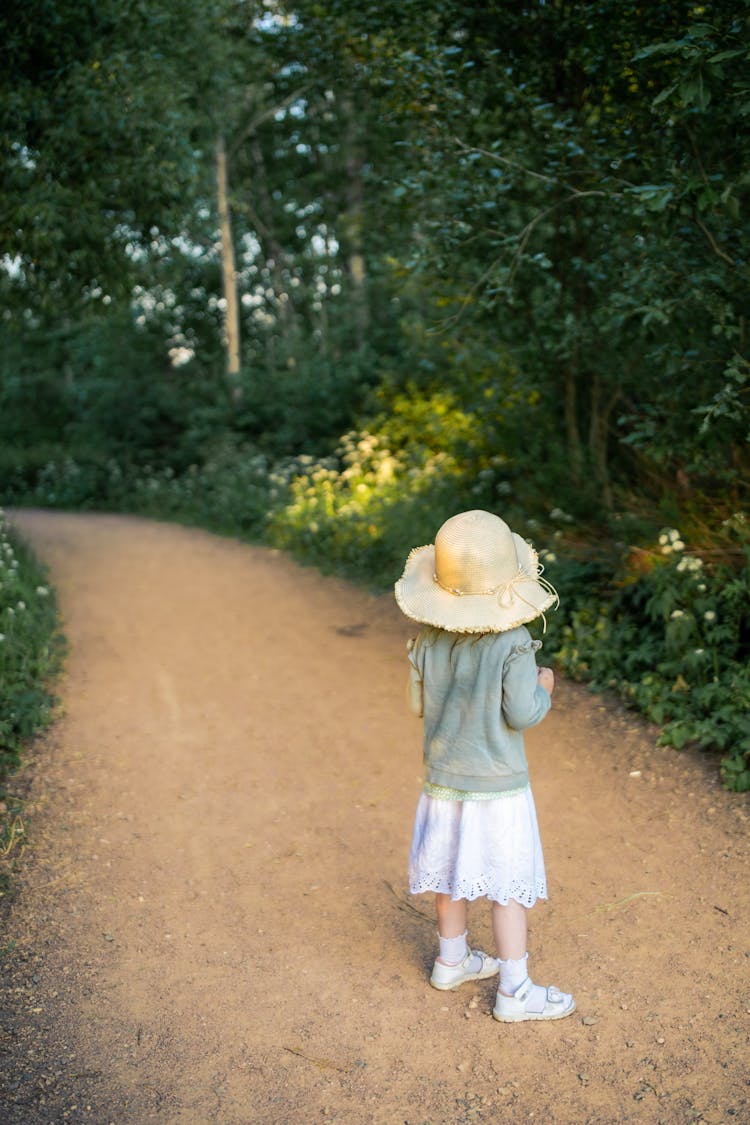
[537,667,555,695]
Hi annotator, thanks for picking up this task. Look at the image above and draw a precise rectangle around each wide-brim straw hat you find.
[394,509,558,634]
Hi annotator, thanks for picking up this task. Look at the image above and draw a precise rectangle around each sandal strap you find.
[473,950,495,971]
[513,978,564,1015]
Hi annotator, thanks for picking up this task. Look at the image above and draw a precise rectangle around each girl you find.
[395,509,575,1022]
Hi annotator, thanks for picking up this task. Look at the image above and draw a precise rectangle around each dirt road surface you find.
[1,510,747,1125]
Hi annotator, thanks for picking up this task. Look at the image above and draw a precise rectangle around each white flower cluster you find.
[659,528,685,554]
[0,525,20,590]
[671,608,717,624]
[0,512,53,640]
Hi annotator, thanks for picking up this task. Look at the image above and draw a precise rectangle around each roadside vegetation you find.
[0,511,64,899]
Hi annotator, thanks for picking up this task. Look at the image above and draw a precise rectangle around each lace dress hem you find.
[408,788,547,907]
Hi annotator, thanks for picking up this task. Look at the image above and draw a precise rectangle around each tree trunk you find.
[216,134,242,400]
[588,372,618,510]
[553,212,584,486]
[340,95,369,348]
[564,365,584,485]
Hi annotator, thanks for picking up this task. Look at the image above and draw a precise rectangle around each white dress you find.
[408,784,547,907]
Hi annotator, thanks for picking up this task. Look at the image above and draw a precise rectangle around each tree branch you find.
[694,216,736,268]
[229,84,312,156]
[452,135,620,200]
[430,190,612,334]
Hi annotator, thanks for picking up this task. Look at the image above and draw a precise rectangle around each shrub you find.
[0,511,64,781]
[0,514,65,899]
[123,442,278,535]
[266,390,497,588]
[545,517,750,791]
[0,443,284,539]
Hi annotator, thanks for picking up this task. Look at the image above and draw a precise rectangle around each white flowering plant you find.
[0,512,64,782]
[267,392,486,586]
[544,520,750,791]
[4,446,284,542]
[0,512,64,895]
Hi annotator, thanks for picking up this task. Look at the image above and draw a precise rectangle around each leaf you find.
[633,39,689,60]
[709,48,748,63]
[651,83,678,107]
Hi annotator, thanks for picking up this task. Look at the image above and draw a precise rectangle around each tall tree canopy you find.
[1,0,747,509]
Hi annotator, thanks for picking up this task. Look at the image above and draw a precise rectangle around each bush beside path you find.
[1,510,747,1124]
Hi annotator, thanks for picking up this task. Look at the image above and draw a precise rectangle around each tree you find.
[0,0,213,304]
[352,0,749,511]
[216,134,242,396]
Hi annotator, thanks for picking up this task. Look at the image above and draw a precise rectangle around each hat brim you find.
[394,535,556,634]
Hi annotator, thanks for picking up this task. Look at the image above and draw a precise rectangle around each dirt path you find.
[1,510,747,1125]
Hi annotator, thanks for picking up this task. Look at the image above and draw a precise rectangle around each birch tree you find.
[215,134,241,397]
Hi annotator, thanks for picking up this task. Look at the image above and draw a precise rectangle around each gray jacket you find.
[407,625,550,793]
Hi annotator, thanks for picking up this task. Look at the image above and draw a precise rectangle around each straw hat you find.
[394,510,558,634]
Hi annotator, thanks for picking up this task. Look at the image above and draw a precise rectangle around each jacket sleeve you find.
[406,638,424,717]
[502,638,550,731]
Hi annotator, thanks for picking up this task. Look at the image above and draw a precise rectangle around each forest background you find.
[0,0,748,790]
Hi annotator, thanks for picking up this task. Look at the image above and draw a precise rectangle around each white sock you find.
[499,953,528,994]
[438,930,469,965]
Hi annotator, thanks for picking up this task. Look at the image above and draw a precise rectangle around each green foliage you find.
[0,0,236,302]
[2,457,129,512]
[368,0,750,502]
[547,519,750,791]
[0,512,64,782]
[267,390,498,584]
[0,445,278,540]
[233,341,384,458]
[120,442,286,536]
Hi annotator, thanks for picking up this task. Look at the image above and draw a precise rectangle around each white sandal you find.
[493,977,575,1022]
[430,949,499,991]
